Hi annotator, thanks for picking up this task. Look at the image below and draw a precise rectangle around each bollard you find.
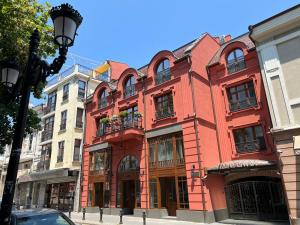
[68,205,72,219]
[82,208,86,220]
[119,209,123,224]
[99,207,103,223]
[142,211,146,225]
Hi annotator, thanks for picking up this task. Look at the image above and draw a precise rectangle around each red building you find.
[207,33,288,221]
[81,33,288,223]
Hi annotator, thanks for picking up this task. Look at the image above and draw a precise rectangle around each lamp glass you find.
[1,67,19,86]
[53,16,77,46]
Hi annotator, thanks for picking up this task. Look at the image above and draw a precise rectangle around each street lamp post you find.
[0,4,82,225]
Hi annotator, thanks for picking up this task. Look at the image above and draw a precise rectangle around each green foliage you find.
[119,111,129,118]
[100,117,110,124]
[0,0,57,98]
[0,0,54,151]
[0,96,41,154]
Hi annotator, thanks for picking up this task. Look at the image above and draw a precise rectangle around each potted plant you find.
[111,115,119,122]
[134,112,143,118]
[118,111,129,118]
[100,117,110,125]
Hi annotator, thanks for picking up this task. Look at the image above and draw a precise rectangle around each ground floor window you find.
[149,176,189,216]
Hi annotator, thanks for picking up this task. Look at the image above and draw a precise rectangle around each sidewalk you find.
[64,212,289,225]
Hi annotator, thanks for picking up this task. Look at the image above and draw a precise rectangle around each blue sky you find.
[32,0,300,105]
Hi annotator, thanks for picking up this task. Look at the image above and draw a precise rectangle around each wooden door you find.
[161,177,177,216]
[122,180,135,210]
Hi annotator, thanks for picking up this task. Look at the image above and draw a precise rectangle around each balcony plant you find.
[134,112,143,118]
[119,111,129,118]
[100,117,110,125]
[111,115,119,122]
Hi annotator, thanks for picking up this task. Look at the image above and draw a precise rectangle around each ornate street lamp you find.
[0,4,82,225]
[0,61,20,87]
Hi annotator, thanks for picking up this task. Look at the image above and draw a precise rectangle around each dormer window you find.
[227,49,246,74]
[155,59,171,85]
[124,75,135,98]
[98,89,108,109]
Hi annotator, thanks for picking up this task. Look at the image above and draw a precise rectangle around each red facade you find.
[81,33,288,222]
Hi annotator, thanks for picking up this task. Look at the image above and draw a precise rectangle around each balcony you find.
[95,118,143,142]
[149,158,185,169]
[43,103,56,115]
[155,106,174,120]
[235,138,266,153]
[41,131,53,142]
[227,57,246,74]
[155,68,171,85]
[229,97,257,112]
[37,160,50,171]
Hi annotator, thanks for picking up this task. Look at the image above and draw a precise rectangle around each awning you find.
[18,168,79,183]
[207,160,277,174]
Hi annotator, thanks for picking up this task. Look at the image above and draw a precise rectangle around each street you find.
[65,212,290,225]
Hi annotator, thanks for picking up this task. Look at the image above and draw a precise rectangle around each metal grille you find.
[225,180,288,221]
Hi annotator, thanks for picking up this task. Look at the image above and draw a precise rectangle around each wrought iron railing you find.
[41,131,53,142]
[229,97,257,112]
[37,160,50,171]
[235,138,266,153]
[123,85,136,98]
[227,57,246,74]
[43,103,56,115]
[149,157,185,168]
[96,117,143,137]
[155,68,171,85]
[155,105,174,120]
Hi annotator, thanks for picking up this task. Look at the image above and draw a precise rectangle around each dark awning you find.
[18,168,78,183]
[207,160,277,174]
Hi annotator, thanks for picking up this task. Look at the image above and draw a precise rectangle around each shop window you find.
[233,125,266,153]
[124,75,135,98]
[155,59,171,85]
[227,49,246,74]
[150,179,158,208]
[155,92,174,120]
[89,151,106,175]
[178,176,189,209]
[118,155,138,173]
[227,81,257,112]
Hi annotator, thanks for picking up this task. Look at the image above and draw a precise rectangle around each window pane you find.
[176,137,184,159]
[150,179,158,208]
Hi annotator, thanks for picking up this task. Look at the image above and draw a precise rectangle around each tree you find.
[0,0,57,152]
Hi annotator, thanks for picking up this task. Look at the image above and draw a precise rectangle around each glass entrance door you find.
[94,182,104,207]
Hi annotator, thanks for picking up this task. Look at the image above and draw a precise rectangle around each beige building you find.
[250,4,300,225]
[17,64,101,211]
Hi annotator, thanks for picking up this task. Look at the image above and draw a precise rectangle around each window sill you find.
[75,126,83,131]
[58,129,66,134]
[227,67,247,76]
[232,148,272,159]
[226,103,261,118]
[55,162,63,168]
[153,114,177,124]
[61,99,69,105]
[77,97,85,102]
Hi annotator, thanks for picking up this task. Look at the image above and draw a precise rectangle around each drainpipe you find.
[206,66,222,163]
[78,77,90,212]
[187,55,207,221]
[141,76,149,211]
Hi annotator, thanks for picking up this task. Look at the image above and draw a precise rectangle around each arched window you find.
[226,49,246,74]
[98,89,108,109]
[124,75,135,98]
[118,155,139,173]
[155,59,171,85]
